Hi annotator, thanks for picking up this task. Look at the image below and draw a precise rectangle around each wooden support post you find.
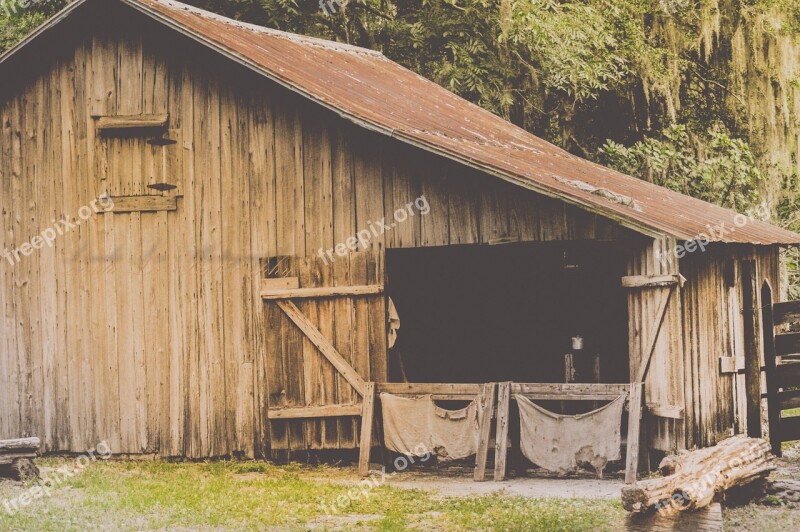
[742,260,763,439]
[474,383,497,481]
[761,282,782,456]
[493,381,511,481]
[626,382,643,484]
[358,382,376,476]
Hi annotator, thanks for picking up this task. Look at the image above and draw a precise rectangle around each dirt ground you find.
[377,471,624,499]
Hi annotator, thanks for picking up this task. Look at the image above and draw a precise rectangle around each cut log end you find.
[622,436,775,514]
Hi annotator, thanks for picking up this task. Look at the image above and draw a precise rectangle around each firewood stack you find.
[622,435,775,513]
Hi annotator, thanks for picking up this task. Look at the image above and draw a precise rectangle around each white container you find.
[571,336,584,351]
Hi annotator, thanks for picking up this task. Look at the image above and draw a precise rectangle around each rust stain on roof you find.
[6,0,800,244]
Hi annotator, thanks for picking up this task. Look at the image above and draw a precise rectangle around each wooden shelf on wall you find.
[95,113,169,132]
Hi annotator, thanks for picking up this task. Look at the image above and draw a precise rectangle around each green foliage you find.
[600,124,763,211]
[0,459,626,530]
[0,0,68,52]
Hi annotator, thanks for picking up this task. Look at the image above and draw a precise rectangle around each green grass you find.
[724,504,800,532]
[0,459,626,531]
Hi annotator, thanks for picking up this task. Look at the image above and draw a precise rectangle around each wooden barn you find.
[1,0,799,476]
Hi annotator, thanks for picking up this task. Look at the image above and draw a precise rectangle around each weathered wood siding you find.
[679,246,779,448]
[0,13,640,457]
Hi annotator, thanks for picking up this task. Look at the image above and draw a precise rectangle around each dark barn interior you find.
[386,242,630,386]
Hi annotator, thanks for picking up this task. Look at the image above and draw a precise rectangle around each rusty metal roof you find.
[5,0,800,244]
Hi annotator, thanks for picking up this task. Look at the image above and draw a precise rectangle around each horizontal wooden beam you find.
[267,404,362,419]
[377,383,485,396]
[262,284,383,300]
[519,393,624,401]
[0,437,40,453]
[96,113,169,131]
[773,300,800,326]
[107,195,178,213]
[277,300,366,396]
[510,383,630,396]
[621,274,682,288]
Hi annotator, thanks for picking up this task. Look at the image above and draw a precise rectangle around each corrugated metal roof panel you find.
[6,0,800,244]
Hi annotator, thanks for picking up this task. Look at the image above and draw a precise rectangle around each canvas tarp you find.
[380,393,485,461]
[516,394,625,477]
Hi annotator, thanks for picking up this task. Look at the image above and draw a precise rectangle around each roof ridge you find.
[146,0,386,58]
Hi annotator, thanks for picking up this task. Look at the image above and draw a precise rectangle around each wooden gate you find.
[261,251,387,453]
[761,282,800,455]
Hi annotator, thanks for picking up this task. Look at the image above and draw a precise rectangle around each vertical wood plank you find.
[761,282,782,456]
[358,382,376,476]
[220,81,243,455]
[249,88,278,458]
[474,383,497,481]
[332,129,358,446]
[493,381,511,481]
[303,121,334,449]
[626,382,644,483]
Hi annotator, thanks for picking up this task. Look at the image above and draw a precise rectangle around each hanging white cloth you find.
[387,297,400,349]
[516,394,625,477]
[380,393,485,461]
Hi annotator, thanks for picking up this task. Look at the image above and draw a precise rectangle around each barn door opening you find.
[261,251,387,453]
[384,242,629,384]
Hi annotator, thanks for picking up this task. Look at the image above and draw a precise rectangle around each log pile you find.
[0,437,41,481]
[622,435,775,513]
